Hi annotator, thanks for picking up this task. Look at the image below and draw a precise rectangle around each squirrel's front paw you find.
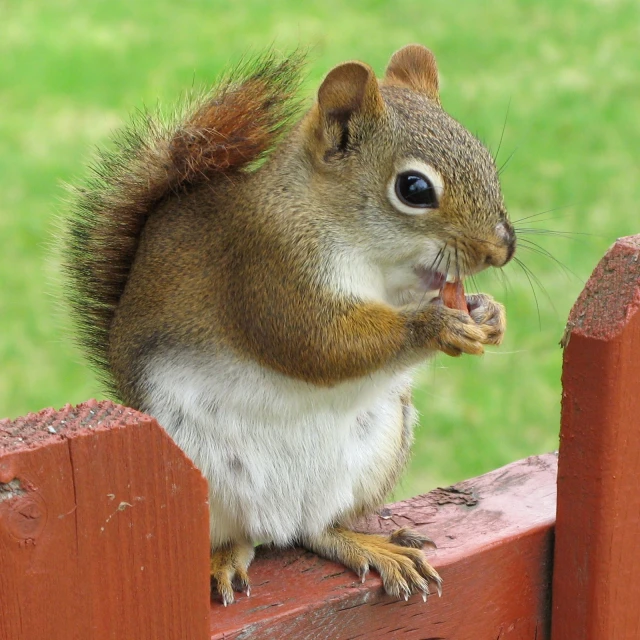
[408,294,506,357]
[435,306,488,357]
[466,293,506,346]
[436,294,505,356]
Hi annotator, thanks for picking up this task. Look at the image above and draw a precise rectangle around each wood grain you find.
[210,454,557,640]
[553,234,640,639]
[0,400,211,640]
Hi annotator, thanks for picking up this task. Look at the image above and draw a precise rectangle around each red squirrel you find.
[64,45,515,604]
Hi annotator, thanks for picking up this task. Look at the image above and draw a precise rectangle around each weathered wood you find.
[0,400,211,640]
[3,237,637,638]
[210,454,557,640]
[552,234,640,639]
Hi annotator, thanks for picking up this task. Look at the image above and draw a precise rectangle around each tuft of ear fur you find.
[384,44,440,103]
[313,61,385,154]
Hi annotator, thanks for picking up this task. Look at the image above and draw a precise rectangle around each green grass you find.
[1,0,638,497]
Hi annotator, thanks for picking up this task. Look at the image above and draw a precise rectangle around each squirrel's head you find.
[300,44,516,303]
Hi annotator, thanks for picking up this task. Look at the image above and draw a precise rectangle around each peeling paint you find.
[0,478,26,502]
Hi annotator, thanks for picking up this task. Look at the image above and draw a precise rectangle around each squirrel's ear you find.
[384,44,440,103]
[313,61,385,153]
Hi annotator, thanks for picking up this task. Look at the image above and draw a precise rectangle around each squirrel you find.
[63,44,515,605]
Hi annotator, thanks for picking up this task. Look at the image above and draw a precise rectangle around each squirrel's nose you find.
[485,221,516,267]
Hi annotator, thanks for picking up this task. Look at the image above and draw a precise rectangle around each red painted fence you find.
[1,235,639,640]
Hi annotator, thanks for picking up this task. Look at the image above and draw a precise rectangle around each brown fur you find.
[64,45,516,603]
[209,540,254,606]
[63,52,304,390]
[64,47,515,399]
[384,44,441,102]
[104,51,514,403]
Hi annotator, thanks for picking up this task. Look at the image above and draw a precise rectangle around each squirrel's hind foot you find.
[210,540,255,606]
[302,526,442,601]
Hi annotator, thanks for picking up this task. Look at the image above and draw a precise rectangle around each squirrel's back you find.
[63,52,304,391]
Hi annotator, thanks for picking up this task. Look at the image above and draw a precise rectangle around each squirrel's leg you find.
[301,526,442,601]
[210,540,255,606]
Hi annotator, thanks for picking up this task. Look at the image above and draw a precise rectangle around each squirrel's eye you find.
[395,172,438,208]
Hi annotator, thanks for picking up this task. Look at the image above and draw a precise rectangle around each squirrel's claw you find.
[210,541,255,606]
[302,526,442,602]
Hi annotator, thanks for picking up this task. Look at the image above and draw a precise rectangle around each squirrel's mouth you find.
[414,266,449,293]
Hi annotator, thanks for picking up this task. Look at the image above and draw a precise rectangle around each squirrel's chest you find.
[142,355,415,544]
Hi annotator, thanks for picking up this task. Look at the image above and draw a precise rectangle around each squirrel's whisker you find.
[517,239,583,283]
[493,265,513,298]
[493,97,511,164]
[511,205,574,224]
[497,147,518,176]
[412,245,445,312]
[512,258,542,329]
[515,227,594,239]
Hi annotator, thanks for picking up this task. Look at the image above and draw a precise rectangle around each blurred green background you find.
[1,0,638,497]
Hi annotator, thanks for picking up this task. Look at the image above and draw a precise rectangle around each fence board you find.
[5,236,635,638]
[0,400,211,640]
[552,234,640,639]
[210,454,557,640]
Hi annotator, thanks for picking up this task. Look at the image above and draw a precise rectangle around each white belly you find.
[142,353,415,546]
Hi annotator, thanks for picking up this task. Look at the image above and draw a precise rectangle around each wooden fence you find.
[1,235,639,640]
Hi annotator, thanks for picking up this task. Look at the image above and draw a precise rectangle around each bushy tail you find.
[63,51,305,381]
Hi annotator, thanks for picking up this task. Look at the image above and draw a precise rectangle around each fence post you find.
[552,234,640,638]
[0,400,211,640]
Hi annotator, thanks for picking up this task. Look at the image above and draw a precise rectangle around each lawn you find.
[1,0,638,497]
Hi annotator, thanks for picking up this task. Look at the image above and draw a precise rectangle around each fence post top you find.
[562,234,640,346]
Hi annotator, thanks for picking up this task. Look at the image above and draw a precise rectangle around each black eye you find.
[395,171,438,208]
